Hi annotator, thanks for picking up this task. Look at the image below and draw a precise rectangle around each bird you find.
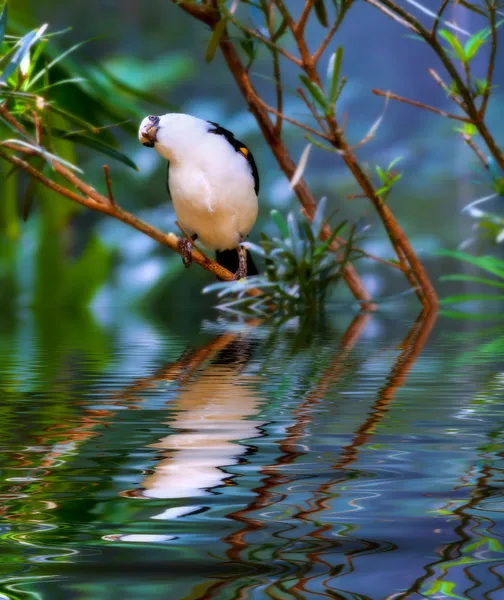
[138,113,259,279]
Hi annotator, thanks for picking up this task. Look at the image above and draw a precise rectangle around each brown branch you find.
[260,0,284,136]
[0,147,239,282]
[222,7,302,65]
[102,164,116,206]
[479,1,497,118]
[463,134,490,170]
[312,1,352,64]
[428,68,466,110]
[296,0,315,35]
[372,88,471,123]
[256,98,332,140]
[297,87,330,134]
[432,0,451,37]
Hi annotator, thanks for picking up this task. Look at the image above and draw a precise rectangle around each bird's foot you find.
[233,246,247,280]
[178,237,193,268]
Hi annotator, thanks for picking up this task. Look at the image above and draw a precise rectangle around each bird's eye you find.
[148,115,159,123]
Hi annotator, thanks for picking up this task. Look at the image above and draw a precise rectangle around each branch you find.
[296,0,315,35]
[312,2,352,64]
[432,0,451,37]
[463,134,490,170]
[479,1,497,118]
[372,88,471,122]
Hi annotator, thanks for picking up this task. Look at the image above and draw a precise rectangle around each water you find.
[0,307,503,600]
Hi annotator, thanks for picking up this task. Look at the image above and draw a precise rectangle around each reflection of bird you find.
[137,339,264,519]
[139,113,259,279]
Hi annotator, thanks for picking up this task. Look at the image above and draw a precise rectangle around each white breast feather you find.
[156,116,258,251]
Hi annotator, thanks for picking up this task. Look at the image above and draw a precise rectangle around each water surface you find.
[0,308,503,599]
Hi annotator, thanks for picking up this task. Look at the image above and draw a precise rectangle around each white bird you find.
[138,113,259,279]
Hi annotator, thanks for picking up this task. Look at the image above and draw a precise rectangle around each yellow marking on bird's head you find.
[239,147,249,157]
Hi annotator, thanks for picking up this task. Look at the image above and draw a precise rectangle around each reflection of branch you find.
[398,464,499,599]
[196,314,371,600]
[285,309,437,594]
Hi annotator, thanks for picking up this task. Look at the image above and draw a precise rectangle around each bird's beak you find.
[140,120,160,148]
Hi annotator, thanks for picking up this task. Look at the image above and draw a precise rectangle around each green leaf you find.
[464,30,485,61]
[440,293,504,304]
[27,38,93,89]
[312,196,327,238]
[299,74,328,110]
[206,17,228,63]
[328,46,343,106]
[271,209,289,238]
[51,129,138,170]
[387,156,403,171]
[435,249,504,279]
[0,24,47,84]
[314,0,329,27]
[439,29,466,62]
[0,3,7,47]
[375,165,387,184]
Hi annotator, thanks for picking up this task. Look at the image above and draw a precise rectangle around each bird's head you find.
[138,113,207,162]
[138,115,160,148]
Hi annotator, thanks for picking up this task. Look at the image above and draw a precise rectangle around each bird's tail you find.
[216,248,259,279]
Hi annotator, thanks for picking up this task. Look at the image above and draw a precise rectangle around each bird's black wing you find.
[207,121,260,196]
[165,161,172,202]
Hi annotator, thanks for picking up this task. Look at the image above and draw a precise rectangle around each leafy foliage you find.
[204,198,357,316]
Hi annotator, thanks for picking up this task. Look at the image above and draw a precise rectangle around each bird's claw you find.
[233,246,247,280]
[179,238,193,268]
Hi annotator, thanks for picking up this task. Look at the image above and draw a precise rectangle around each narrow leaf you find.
[0,24,48,84]
[314,0,329,27]
[27,39,92,89]
[271,210,289,238]
[462,193,497,213]
[439,274,504,289]
[328,46,343,106]
[0,3,7,47]
[51,129,138,170]
[206,17,228,63]
[290,143,312,189]
[439,29,466,62]
[440,293,504,304]
[312,196,327,238]
[299,74,327,110]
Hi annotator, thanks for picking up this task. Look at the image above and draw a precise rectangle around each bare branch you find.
[463,134,490,170]
[296,0,315,35]
[432,0,451,37]
[372,88,471,122]
[479,1,497,118]
[297,87,330,134]
[103,165,116,206]
[256,96,333,140]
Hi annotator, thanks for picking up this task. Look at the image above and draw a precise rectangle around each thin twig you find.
[428,68,466,109]
[479,0,497,118]
[312,1,352,63]
[432,0,451,37]
[32,111,42,146]
[256,97,333,140]
[103,165,116,206]
[372,88,471,122]
[463,134,490,170]
[297,87,330,135]
[296,0,315,35]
